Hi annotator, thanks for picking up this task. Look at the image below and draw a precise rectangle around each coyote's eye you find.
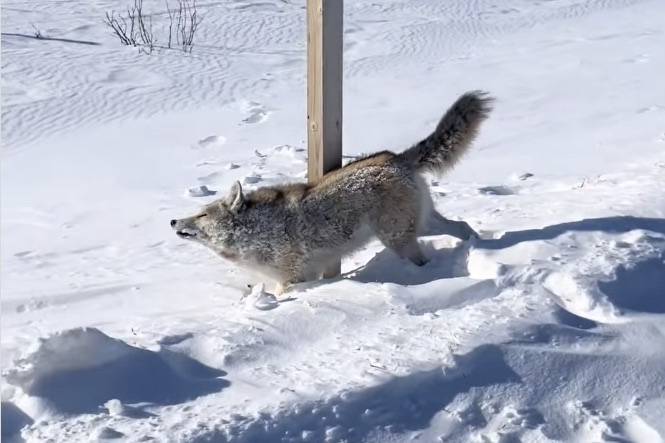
[196,213,208,219]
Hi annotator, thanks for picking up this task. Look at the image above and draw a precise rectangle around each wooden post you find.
[307,0,343,278]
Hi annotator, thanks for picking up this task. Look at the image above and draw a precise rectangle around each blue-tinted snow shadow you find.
[478,216,665,250]
[5,328,229,416]
[28,348,228,415]
[598,251,665,314]
[341,216,665,331]
[1,401,33,441]
[347,217,665,287]
[480,216,665,319]
[347,240,471,286]
[189,344,521,443]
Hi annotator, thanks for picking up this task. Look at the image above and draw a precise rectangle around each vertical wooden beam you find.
[307,0,343,278]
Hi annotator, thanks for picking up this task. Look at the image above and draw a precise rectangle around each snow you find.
[2,0,665,441]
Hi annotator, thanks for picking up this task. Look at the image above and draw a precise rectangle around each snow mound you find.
[242,283,280,310]
[5,328,229,417]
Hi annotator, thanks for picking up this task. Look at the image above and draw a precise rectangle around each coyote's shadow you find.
[478,216,665,250]
[344,216,665,288]
[347,239,471,286]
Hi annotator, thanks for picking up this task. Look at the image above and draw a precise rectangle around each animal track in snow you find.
[476,405,545,442]
[569,400,663,443]
[197,135,226,148]
[625,53,650,63]
[95,427,125,439]
[273,144,306,158]
[478,185,517,196]
[240,101,271,125]
[242,173,262,185]
[511,172,534,181]
[184,185,216,197]
[636,104,664,114]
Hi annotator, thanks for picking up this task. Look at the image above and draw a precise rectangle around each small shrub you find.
[104,0,202,55]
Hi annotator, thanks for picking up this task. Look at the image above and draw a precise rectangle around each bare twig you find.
[103,11,135,45]
[166,0,175,49]
[104,0,200,54]
[176,0,202,52]
[31,24,44,39]
[103,0,155,53]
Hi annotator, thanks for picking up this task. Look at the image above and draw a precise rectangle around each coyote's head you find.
[170,181,245,260]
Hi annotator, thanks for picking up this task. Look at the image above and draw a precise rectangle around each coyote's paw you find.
[274,282,294,296]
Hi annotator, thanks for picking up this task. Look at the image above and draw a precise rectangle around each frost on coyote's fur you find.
[171,90,494,294]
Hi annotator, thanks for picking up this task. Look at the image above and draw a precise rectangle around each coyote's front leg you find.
[274,254,307,296]
[274,281,293,296]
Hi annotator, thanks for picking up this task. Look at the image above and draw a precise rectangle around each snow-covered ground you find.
[2,0,665,441]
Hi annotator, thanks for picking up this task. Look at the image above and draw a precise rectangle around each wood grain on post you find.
[307,0,343,278]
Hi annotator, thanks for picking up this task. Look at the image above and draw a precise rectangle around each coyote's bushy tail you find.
[399,90,494,175]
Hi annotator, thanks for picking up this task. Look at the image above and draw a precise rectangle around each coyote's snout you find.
[171,90,494,294]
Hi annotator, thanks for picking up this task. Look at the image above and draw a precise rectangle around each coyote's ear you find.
[226,181,244,211]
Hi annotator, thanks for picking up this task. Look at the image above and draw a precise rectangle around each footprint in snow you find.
[196,135,226,148]
[478,185,516,196]
[478,405,545,441]
[273,144,306,157]
[240,101,272,125]
[242,173,262,185]
[184,185,216,198]
[95,427,125,439]
[512,172,534,181]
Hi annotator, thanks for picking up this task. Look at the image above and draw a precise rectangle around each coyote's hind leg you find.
[428,210,479,240]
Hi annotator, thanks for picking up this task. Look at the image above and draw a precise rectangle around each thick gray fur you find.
[171,90,494,294]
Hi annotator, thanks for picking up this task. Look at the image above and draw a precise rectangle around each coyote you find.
[171,90,494,294]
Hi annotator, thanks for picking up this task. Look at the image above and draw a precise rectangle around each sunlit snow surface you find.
[2,0,665,441]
